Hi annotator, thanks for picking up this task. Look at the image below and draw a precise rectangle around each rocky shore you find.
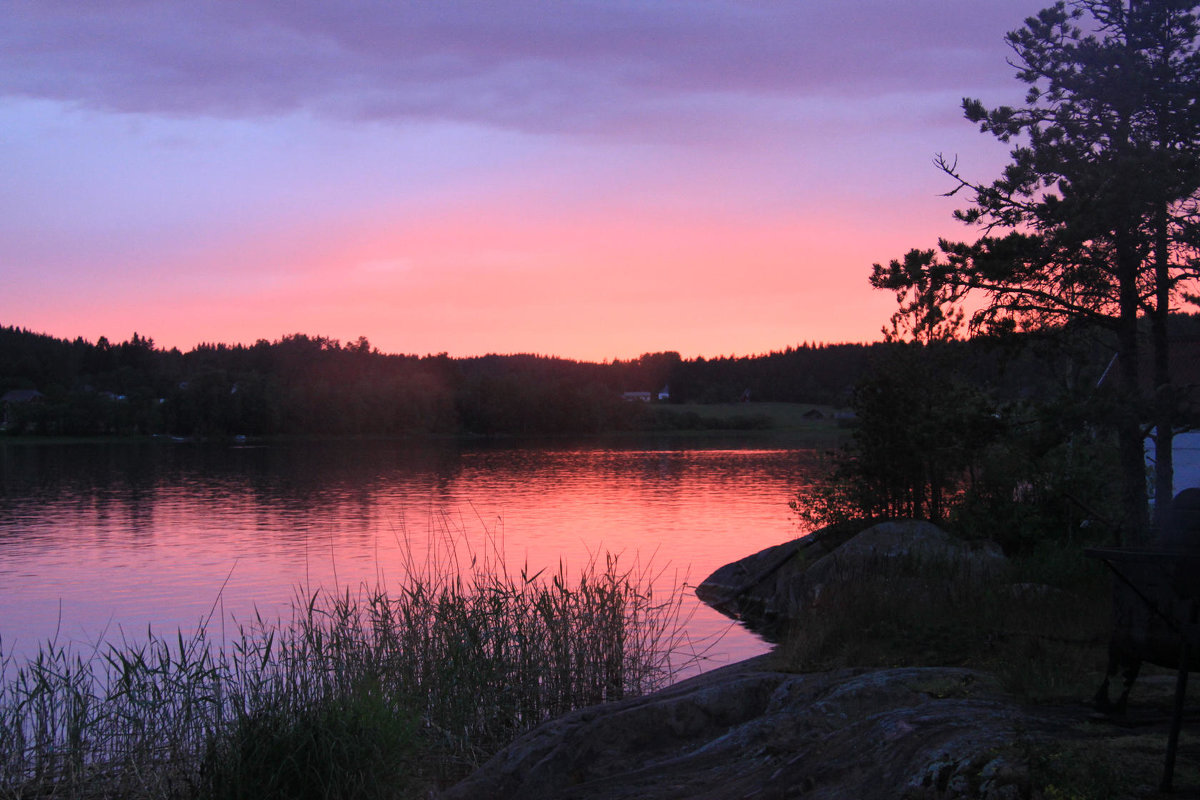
[444,658,1102,799]
[443,521,1197,799]
[693,519,1005,641]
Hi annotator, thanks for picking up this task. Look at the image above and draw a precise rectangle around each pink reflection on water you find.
[1,442,819,679]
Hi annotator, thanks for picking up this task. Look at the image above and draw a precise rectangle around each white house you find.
[1147,429,1200,503]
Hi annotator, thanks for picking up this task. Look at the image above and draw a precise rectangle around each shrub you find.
[771,542,1111,703]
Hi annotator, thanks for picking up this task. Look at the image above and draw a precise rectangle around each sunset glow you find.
[2,1,1048,360]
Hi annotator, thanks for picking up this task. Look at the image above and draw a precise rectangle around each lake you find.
[0,437,823,677]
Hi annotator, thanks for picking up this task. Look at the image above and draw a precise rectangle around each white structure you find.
[1146,429,1200,503]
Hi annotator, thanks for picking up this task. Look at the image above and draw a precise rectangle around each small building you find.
[1176,432,1200,492]
[1,389,46,430]
[622,391,652,403]
[833,410,858,428]
[1148,430,1200,502]
[1,389,45,404]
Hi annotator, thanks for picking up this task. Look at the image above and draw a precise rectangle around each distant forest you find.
[2,319,1197,438]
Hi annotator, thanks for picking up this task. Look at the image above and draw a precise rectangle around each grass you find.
[0,528,690,799]
[649,402,848,443]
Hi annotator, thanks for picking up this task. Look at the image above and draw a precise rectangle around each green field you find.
[647,402,849,445]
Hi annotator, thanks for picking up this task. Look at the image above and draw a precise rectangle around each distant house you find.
[833,410,857,428]
[1,389,45,404]
[1,389,45,430]
[623,386,671,403]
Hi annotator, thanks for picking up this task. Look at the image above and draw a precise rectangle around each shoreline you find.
[0,402,850,447]
[445,520,1200,798]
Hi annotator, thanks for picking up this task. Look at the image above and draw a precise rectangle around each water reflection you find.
[0,438,819,675]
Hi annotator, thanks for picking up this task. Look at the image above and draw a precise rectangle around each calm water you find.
[0,438,821,676]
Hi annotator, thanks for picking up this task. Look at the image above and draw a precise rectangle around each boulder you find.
[441,657,1076,800]
[441,520,1197,798]
[695,520,1006,639]
[693,518,878,636]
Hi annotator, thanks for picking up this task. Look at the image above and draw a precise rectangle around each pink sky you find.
[1,1,1049,361]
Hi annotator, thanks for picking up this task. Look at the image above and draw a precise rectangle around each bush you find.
[792,346,999,528]
[772,542,1111,702]
[792,344,1124,555]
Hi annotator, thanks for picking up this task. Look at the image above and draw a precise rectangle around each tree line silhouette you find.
[0,327,857,437]
[5,319,1195,439]
[0,325,1032,438]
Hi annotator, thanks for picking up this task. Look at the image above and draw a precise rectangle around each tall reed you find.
[0,526,690,799]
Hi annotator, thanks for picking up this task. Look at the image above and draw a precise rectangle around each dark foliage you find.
[3,318,1197,439]
[791,326,1156,553]
[870,0,1200,541]
[0,328,882,438]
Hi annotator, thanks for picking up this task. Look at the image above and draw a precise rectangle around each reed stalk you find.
[0,524,690,799]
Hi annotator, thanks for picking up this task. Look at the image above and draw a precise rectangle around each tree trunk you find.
[1116,236,1149,544]
[1152,199,1174,530]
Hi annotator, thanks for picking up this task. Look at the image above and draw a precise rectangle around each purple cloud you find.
[2,1,1048,136]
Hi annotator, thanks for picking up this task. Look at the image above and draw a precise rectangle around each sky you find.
[1,1,1051,362]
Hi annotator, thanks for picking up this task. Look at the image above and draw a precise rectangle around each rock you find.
[695,519,1007,638]
[441,658,1071,800]
[693,518,880,637]
[441,519,1198,798]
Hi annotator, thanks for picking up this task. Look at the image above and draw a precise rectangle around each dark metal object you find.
[1085,545,1200,792]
